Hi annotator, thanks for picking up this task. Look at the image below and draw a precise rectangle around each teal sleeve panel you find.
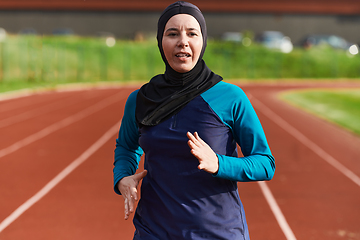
[201,82,275,182]
[113,90,143,195]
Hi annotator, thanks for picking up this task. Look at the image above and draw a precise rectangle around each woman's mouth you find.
[175,53,191,58]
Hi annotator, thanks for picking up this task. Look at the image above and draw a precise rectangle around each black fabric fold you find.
[136,60,222,126]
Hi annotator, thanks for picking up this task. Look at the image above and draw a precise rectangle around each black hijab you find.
[135,1,222,126]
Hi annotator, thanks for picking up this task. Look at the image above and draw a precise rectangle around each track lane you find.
[0,92,73,114]
[1,83,359,240]
[0,89,126,148]
[242,83,360,239]
[247,84,360,178]
[0,123,125,240]
[238,182,287,240]
[0,90,112,129]
[0,88,134,233]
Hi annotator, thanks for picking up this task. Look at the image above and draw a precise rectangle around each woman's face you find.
[162,14,203,73]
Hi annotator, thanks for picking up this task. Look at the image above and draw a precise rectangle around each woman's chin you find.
[171,64,194,73]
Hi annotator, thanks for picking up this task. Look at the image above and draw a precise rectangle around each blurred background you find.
[0,0,359,86]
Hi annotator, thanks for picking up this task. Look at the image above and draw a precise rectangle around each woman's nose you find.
[177,34,189,47]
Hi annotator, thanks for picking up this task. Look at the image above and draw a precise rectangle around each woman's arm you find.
[199,82,275,182]
[113,90,146,220]
[113,90,143,194]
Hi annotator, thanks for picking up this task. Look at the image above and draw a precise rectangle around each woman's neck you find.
[164,60,204,85]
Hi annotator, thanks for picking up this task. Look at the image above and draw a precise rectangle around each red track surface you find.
[0,82,359,240]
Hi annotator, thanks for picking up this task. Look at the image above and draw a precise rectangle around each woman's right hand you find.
[117,170,147,220]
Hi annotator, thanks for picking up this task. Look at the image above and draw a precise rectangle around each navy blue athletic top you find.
[113,81,275,239]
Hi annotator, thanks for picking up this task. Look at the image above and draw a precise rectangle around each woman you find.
[113,1,275,239]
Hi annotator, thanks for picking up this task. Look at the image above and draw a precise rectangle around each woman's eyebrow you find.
[187,28,199,32]
[165,27,200,32]
[165,28,179,32]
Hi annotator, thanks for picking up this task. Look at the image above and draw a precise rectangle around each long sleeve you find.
[201,82,275,182]
[113,90,143,195]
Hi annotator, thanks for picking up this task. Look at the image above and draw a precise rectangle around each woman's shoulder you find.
[119,89,139,116]
[200,81,251,115]
[203,81,247,99]
[200,81,252,126]
[125,89,140,105]
[129,89,140,99]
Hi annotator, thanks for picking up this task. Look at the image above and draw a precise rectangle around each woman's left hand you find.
[187,131,219,174]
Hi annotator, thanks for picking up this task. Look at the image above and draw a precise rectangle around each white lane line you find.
[0,91,125,159]
[0,97,76,129]
[258,181,297,240]
[0,92,37,112]
[0,121,121,233]
[250,95,360,187]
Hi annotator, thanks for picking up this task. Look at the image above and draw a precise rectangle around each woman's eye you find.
[168,32,177,36]
[189,32,198,36]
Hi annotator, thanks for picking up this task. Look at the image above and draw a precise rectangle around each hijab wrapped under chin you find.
[135,1,222,127]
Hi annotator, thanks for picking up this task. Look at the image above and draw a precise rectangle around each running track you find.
[0,82,359,240]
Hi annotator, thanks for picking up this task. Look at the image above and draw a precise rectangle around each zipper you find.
[170,114,177,129]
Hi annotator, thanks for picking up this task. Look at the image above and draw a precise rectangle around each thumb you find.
[134,170,147,181]
[198,163,204,170]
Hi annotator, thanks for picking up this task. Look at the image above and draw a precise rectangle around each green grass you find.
[1,34,360,95]
[280,89,360,136]
[0,80,57,93]
[0,35,165,84]
[0,35,360,87]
